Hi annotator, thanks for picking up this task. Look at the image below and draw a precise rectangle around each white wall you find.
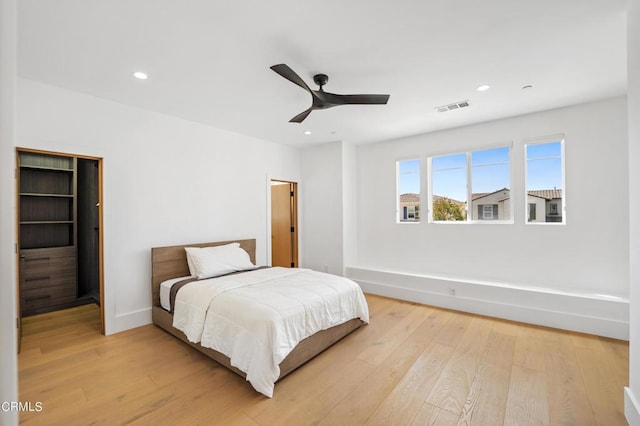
[0,0,18,424]
[300,141,344,275]
[16,79,302,335]
[299,140,358,277]
[626,0,640,423]
[342,141,358,269]
[351,97,629,338]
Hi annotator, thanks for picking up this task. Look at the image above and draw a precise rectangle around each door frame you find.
[267,177,299,268]
[15,147,105,338]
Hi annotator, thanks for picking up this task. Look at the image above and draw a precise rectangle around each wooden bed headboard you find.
[151,239,257,307]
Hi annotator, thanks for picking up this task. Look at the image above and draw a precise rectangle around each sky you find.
[398,141,563,202]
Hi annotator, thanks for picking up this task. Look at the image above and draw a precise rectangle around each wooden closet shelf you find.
[20,193,74,198]
[19,165,74,172]
[20,221,74,225]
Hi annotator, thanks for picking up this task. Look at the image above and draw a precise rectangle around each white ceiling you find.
[17,0,627,146]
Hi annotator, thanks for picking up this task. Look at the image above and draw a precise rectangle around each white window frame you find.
[396,157,422,224]
[524,135,566,225]
[428,143,513,224]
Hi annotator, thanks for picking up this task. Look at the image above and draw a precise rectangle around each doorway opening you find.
[16,148,104,350]
[270,180,298,268]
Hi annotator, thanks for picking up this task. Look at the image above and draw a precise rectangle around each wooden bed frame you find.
[151,239,365,381]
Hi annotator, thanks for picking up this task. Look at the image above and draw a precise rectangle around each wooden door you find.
[271,181,298,267]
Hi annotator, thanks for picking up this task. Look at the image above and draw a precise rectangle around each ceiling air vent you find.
[436,100,470,113]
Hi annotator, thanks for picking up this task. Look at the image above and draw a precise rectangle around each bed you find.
[151,239,369,397]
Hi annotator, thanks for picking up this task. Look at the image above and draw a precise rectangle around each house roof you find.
[471,187,509,201]
[528,189,563,200]
[399,193,420,207]
[401,189,562,205]
[400,193,419,202]
[471,188,563,202]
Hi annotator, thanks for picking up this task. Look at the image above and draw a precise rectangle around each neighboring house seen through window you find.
[528,203,537,221]
[398,159,420,223]
[525,139,565,224]
[430,146,511,222]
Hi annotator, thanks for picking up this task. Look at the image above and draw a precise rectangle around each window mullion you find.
[466,152,472,222]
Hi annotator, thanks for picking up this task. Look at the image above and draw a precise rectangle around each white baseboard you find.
[109,308,152,335]
[346,267,629,340]
[626,388,640,426]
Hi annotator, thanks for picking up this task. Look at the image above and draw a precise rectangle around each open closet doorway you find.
[270,180,298,268]
[16,148,104,350]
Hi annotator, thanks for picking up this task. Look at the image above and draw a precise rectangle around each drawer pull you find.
[25,276,50,282]
[25,295,50,302]
[24,256,50,261]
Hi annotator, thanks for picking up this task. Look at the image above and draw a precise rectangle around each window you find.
[431,153,466,222]
[528,203,536,221]
[403,205,419,221]
[430,146,511,222]
[397,159,420,223]
[471,147,510,221]
[480,204,498,220]
[526,139,565,224]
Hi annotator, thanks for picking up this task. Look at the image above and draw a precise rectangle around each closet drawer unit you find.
[20,246,76,271]
[21,269,77,292]
[21,283,77,313]
[19,246,77,315]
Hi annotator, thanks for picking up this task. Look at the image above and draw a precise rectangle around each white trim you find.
[0,0,18,422]
[625,387,640,426]
[424,139,514,160]
[524,137,566,225]
[265,175,273,266]
[396,158,421,224]
[346,267,629,340]
[112,308,152,334]
[265,175,300,268]
[429,145,513,223]
[523,133,566,144]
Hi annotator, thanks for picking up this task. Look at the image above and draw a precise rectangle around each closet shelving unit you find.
[18,152,78,316]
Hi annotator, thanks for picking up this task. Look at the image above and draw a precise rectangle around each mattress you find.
[170,267,369,397]
[159,276,191,311]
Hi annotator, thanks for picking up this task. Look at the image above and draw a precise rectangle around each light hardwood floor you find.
[18,295,629,425]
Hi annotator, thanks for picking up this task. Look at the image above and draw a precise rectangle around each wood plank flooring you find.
[18,295,629,425]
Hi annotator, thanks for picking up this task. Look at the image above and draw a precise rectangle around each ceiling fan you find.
[270,64,390,123]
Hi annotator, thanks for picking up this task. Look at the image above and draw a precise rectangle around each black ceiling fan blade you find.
[289,107,313,123]
[334,94,390,105]
[270,64,311,92]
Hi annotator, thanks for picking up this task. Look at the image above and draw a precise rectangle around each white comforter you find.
[172,267,369,397]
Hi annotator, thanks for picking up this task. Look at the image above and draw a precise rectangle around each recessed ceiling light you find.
[133,71,148,80]
[477,84,490,92]
[304,131,311,135]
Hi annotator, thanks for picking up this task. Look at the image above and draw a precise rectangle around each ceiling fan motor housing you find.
[313,73,329,88]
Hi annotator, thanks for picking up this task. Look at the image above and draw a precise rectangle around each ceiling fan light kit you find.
[270,64,390,123]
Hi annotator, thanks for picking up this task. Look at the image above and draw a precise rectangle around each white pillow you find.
[184,243,256,279]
